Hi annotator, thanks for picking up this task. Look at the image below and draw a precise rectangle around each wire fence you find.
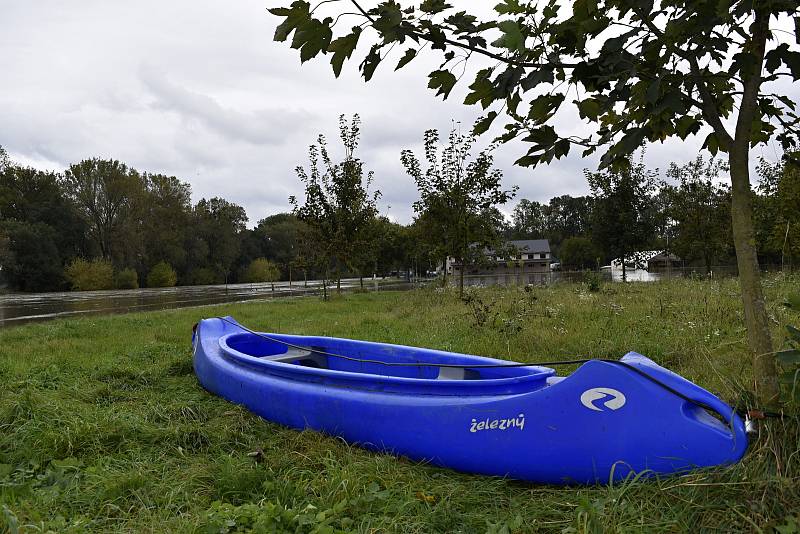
[449,264,797,287]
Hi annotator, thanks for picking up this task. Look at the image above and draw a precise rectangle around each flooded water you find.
[0,279,413,327]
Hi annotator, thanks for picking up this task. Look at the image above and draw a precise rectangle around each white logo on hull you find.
[470,413,525,433]
[580,388,626,411]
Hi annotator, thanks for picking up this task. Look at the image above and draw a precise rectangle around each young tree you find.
[587,155,659,281]
[290,114,381,295]
[510,199,547,239]
[401,128,516,297]
[1,222,64,291]
[559,236,600,270]
[62,159,145,263]
[0,164,87,290]
[664,157,733,273]
[244,258,281,290]
[270,0,800,404]
[141,173,192,278]
[256,213,307,281]
[146,261,178,288]
[65,257,114,291]
[192,197,248,284]
[546,195,594,248]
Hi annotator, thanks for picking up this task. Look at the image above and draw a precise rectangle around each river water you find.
[0,279,413,327]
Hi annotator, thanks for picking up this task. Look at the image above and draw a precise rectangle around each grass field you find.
[1,277,799,533]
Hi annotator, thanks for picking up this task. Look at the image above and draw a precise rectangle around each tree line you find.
[2,134,796,294]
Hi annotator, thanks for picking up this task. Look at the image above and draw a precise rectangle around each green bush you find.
[244,258,280,284]
[583,271,602,292]
[64,258,114,291]
[146,262,177,288]
[114,268,139,289]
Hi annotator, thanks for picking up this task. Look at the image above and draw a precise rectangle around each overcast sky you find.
[1,1,796,226]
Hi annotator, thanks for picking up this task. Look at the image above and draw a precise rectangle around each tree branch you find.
[348,0,578,69]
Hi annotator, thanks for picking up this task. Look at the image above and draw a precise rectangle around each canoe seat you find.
[436,367,480,380]
[261,347,329,369]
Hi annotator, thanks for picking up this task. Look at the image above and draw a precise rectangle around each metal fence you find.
[451,264,796,287]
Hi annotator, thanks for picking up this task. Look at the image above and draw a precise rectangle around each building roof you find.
[506,239,551,253]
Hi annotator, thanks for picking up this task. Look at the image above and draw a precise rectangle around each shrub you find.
[146,262,177,288]
[583,271,602,292]
[65,258,114,291]
[244,258,280,284]
[115,268,139,289]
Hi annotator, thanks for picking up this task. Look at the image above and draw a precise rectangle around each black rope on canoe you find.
[212,316,747,423]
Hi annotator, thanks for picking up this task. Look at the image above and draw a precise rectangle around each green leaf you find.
[646,79,660,104]
[764,43,788,73]
[328,28,362,77]
[523,125,558,146]
[521,68,555,91]
[492,20,525,52]
[617,127,647,155]
[577,98,601,121]
[702,132,719,156]
[472,112,498,135]
[420,0,451,14]
[463,69,494,107]
[784,293,800,310]
[776,349,800,365]
[788,324,800,343]
[796,16,800,46]
[290,16,333,63]
[428,69,457,99]
[494,0,525,15]
[675,116,701,139]
[395,48,417,70]
[514,154,540,167]
[373,2,404,41]
[361,46,382,82]
[271,1,311,42]
[785,51,800,81]
[527,94,564,123]
[780,369,799,385]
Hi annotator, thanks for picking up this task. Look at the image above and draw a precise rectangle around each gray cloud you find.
[0,0,796,227]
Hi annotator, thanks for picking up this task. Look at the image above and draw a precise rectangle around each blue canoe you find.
[193,316,748,484]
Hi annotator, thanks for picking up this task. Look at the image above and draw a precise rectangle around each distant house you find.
[447,239,552,286]
[605,250,683,281]
[646,252,683,273]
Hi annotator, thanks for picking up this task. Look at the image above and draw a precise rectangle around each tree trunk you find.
[459,261,464,298]
[621,255,627,282]
[723,7,779,407]
[729,148,780,406]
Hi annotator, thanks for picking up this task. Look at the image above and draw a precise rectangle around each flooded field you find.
[0,279,413,326]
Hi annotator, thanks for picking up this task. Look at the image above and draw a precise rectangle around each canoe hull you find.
[193,317,748,484]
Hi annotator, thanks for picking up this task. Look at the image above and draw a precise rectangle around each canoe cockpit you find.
[217,331,555,395]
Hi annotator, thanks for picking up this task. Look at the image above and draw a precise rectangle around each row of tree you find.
[0,146,270,291]
[1,139,797,293]
[510,154,797,276]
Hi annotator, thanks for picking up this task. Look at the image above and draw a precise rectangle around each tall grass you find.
[1,276,798,533]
